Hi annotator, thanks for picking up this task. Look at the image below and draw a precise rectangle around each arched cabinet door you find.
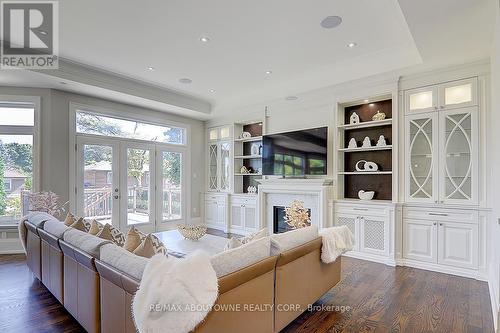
[438,107,478,205]
[405,113,439,203]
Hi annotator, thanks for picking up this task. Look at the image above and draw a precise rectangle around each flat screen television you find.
[262,127,328,176]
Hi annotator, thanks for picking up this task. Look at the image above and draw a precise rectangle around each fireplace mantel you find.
[257,178,335,234]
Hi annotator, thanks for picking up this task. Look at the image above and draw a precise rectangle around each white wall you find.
[489,1,500,329]
[0,86,205,221]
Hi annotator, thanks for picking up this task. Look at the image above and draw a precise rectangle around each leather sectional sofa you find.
[22,213,342,333]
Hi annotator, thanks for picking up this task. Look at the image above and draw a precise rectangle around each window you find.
[76,111,186,145]
[4,179,12,191]
[0,103,36,224]
[106,171,113,185]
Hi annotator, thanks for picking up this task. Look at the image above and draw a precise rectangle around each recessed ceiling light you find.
[347,42,357,48]
[147,66,155,71]
[179,78,192,84]
[209,89,216,93]
[369,103,375,107]
[285,96,298,101]
[199,36,210,43]
[320,16,342,29]
[265,70,272,75]
[364,99,369,103]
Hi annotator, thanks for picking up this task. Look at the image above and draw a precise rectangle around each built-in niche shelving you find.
[233,121,263,194]
[336,98,394,201]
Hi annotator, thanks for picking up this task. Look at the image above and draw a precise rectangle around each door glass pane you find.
[0,135,33,224]
[161,152,182,221]
[83,144,113,225]
[127,148,150,225]
[220,142,231,191]
[445,84,472,106]
[444,113,472,200]
[409,118,433,198]
[208,144,218,190]
[409,91,433,110]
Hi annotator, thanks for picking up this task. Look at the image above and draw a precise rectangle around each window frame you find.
[0,95,40,226]
[4,178,12,192]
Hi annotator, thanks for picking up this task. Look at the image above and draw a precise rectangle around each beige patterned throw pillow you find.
[124,227,143,252]
[96,224,126,246]
[224,228,269,251]
[64,213,76,226]
[70,217,87,232]
[87,220,102,235]
[133,234,157,258]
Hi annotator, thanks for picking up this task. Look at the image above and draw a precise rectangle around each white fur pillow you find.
[212,237,270,277]
[270,225,319,255]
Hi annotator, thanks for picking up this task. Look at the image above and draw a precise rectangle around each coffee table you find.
[153,229,228,256]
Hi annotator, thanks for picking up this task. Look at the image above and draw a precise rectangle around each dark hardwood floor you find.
[0,247,494,332]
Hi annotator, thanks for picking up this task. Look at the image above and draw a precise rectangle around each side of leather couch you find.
[274,237,341,333]
[39,229,65,303]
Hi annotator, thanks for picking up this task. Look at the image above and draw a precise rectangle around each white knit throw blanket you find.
[132,250,218,333]
[319,225,355,264]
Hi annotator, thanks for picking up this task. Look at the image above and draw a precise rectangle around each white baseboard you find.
[397,258,488,281]
[488,264,499,331]
[342,251,396,267]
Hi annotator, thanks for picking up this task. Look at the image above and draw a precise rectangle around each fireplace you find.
[273,206,311,234]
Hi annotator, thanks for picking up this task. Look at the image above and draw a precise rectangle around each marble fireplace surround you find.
[256,179,334,234]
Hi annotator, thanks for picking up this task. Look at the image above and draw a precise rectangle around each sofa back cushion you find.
[26,212,55,228]
[100,243,149,280]
[43,218,70,238]
[270,226,318,255]
[63,228,111,258]
[211,237,271,277]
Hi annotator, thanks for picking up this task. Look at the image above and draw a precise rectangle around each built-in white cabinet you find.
[230,195,258,234]
[207,126,232,192]
[204,193,228,232]
[333,201,394,264]
[402,207,479,270]
[404,78,478,205]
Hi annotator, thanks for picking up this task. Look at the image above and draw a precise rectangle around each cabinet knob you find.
[440,105,445,109]
[433,222,437,226]
[439,223,443,226]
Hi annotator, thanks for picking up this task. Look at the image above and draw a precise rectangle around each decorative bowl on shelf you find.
[358,190,375,201]
[177,224,207,240]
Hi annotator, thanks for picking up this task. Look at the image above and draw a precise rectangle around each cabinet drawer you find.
[205,193,226,203]
[403,207,478,224]
[230,196,257,206]
[335,204,388,217]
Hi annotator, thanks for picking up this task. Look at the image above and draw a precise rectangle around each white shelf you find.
[234,155,262,159]
[234,136,263,143]
[338,171,393,175]
[338,119,392,130]
[339,145,393,152]
[234,173,262,176]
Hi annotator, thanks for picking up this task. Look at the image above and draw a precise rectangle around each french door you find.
[76,136,186,233]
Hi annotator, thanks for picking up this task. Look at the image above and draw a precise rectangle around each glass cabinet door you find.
[220,142,231,191]
[406,113,438,202]
[208,143,218,191]
[439,78,477,110]
[439,108,477,204]
[405,86,438,114]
